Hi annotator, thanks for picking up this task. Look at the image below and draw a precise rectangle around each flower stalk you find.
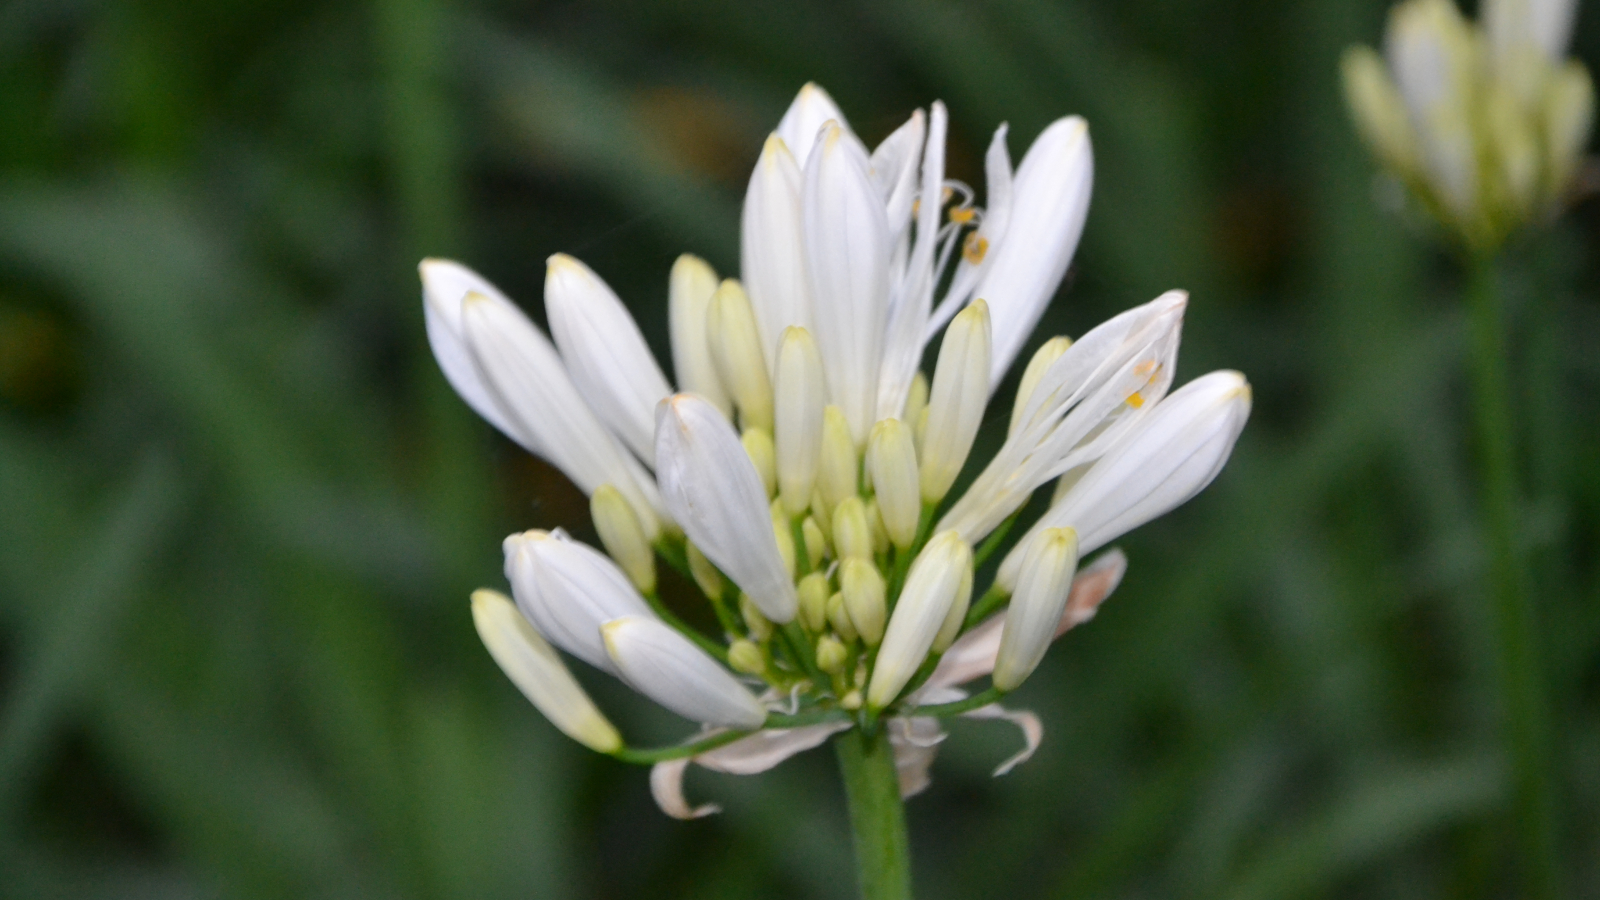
[834,727,913,900]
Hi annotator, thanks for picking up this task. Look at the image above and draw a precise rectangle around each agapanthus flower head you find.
[424,83,1249,816]
[1342,0,1594,251]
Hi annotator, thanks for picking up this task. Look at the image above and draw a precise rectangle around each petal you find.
[650,758,720,820]
[655,394,799,622]
[696,721,853,774]
[470,589,622,753]
[774,326,827,517]
[969,116,1093,386]
[926,123,1014,339]
[876,102,948,422]
[992,528,1079,692]
[888,716,947,798]
[668,254,733,418]
[460,289,666,536]
[918,299,992,503]
[505,529,654,673]
[868,531,972,708]
[545,254,674,465]
[1055,547,1127,636]
[420,259,535,450]
[960,703,1043,776]
[603,616,768,729]
[870,109,928,239]
[741,135,813,359]
[805,121,892,445]
[775,82,851,168]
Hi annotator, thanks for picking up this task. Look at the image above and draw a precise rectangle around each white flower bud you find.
[707,279,774,432]
[740,594,773,641]
[920,299,992,503]
[742,427,778,498]
[742,134,813,358]
[590,484,655,594]
[832,496,874,562]
[686,541,723,601]
[668,254,731,418]
[772,499,796,578]
[656,394,798,622]
[931,562,974,653]
[867,418,921,549]
[864,497,891,556]
[1545,61,1595,198]
[815,634,849,675]
[992,528,1080,691]
[797,572,832,633]
[603,616,767,729]
[867,531,973,709]
[544,254,672,465]
[827,592,859,643]
[802,516,830,566]
[839,558,886,645]
[774,326,827,516]
[472,589,622,753]
[1009,336,1072,438]
[727,638,766,675]
[776,82,852,168]
[504,529,653,674]
[816,405,859,513]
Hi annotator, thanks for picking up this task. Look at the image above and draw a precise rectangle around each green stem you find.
[963,583,1009,630]
[971,508,1022,569]
[1465,255,1561,898]
[642,590,728,663]
[833,727,912,900]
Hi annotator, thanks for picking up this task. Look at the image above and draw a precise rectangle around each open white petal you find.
[603,616,767,729]
[968,116,1093,386]
[776,82,851,168]
[655,394,799,622]
[871,109,928,240]
[698,721,853,774]
[545,254,673,465]
[888,717,947,799]
[961,703,1043,777]
[460,289,666,536]
[927,123,1014,339]
[805,121,892,445]
[877,102,949,422]
[650,759,720,820]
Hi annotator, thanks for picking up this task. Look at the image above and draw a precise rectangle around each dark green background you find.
[2,0,1598,897]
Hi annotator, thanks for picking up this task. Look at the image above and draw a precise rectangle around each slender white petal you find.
[420,259,535,450]
[888,716,946,798]
[471,589,622,753]
[774,327,827,516]
[969,116,1093,385]
[1009,336,1072,438]
[867,531,972,709]
[545,254,673,465]
[655,394,799,622]
[877,102,948,421]
[603,616,767,729]
[871,110,928,239]
[992,528,1079,691]
[697,721,852,773]
[668,254,731,417]
[805,121,892,445]
[927,123,1015,338]
[460,290,665,537]
[938,292,1187,542]
[960,703,1043,776]
[999,370,1251,589]
[866,418,921,549]
[741,135,813,359]
[776,82,851,168]
[920,299,992,503]
[504,529,655,674]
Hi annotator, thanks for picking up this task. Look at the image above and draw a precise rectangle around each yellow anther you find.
[940,185,954,203]
[1125,392,1145,409]
[948,207,977,225]
[962,234,989,265]
[1134,360,1156,376]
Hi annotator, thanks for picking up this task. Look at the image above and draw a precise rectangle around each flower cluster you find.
[423,84,1250,816]
[1342,0,1594,250]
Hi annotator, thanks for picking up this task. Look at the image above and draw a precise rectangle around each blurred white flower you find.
[421,83,1248,817]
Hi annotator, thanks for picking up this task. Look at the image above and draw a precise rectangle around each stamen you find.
[1125,392,1145,409]
[948,207,977,225]
[963,234,989,265]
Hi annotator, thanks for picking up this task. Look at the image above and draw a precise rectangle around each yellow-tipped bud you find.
[728,638,767,675]
[866,418,920,549]
[1010,336,1072,438]
[832,496,874,562]
[816,405,858,513]
[590,484,656,593]
[816,634,849,675]
[904,370,930,424]
[707,279,774,431]
[1340,45,1418,176]
[802,516,830,566]
[686,540,723,601]
[839,558,887,645]
[864,498,891,556]
[668,254,731,417]
[742,427,778,498]
[931,559,975,652]
[920,299,991,503]
[740,594,774,641]
[1545,61,1595,200]
[772,501,796,578]
[774,327,826,516]
[993,527,1080,691]
[827,592,859,643]
[867,531,973,709]
[797,572,831,633]
[840,689,863,710]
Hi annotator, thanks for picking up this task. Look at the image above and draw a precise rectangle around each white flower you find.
[426,83,1247,817]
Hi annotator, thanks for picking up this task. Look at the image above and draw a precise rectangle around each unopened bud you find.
[775,327,826,516]
[993,527,1080,691]
[867,531,973,709]
[1010,336,1072,438]
[590,484,657,593]
[867,418,920,549]
[840,689,864,710]
[839,558,887,645]
[904,370,929,424]
[772,501,796,578]
[686,541,723,601]
[728,638,767,675]
[742,427,778,497]
[668,254,731,417]
[797,572,831,633]
[832,496,874,561]
[921,299,991,503]
[816,634,849,674]
[740,594,774,640]
[827,592,859,643]
[708,279,774,431]
[931,561,974,652]
[816,405,859,513]
[802,516,830,566]
[864,498,891,556]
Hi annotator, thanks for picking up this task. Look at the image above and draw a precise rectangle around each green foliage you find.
[1,0,1597,897]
